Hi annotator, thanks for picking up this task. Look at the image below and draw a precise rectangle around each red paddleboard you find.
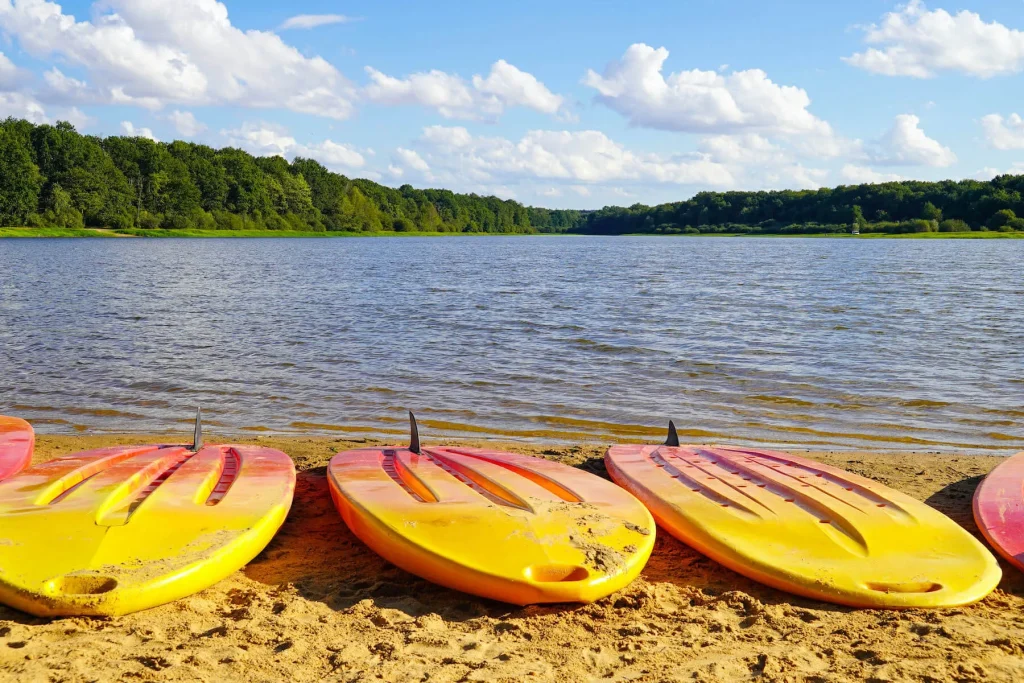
[974,451,1024,573]
[0,416,33,481]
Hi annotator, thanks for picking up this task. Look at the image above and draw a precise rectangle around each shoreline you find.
[3,434,1023,681]
[2,227,1023,239]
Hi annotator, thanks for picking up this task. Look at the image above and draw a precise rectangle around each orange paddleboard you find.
[0,415,33,481]
[606,423,1000,608]
[328,414,655,605]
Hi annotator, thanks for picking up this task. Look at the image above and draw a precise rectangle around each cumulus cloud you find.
[840,165,906,184]
[844,1,1024,78]
[166,109,206,137]
[0,0,357,118]
[221,122,366,171]
[0,50,22,88]
[393,147,429,173]
[364,59,567,120]
[868,114,956,167]
[388,125,734,192]
[973,162,1024,180]
[0,91,46,122]
[583,43,839,144]
[120,120,158,140]
[981,113,1024,150]
[279,14,354,31]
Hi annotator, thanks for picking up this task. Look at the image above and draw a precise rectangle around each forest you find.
[1,117,1022,236]
[0,118,581,234]
[576,178,1024,236]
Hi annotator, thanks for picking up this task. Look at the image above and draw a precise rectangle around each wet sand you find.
[2,434,1023,682]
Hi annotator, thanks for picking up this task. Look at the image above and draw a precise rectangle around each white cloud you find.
[840,165,906,184]
[569,185,590,196]
[0,50,22,88]
[364,59,567,120]
[868,114,956,167]
[394,147,429,173]
[390,126,734,190]
[166,109,206,137]
[120,120,158,140]
[972,163,1024,180]
[695,133,832,190]
[0,91,46,122]
[981,113,1024,150]
[698,134,787,165]
[0,0,357,118]
[41,67,88,100]
[845,1,1024,78]
[279,14,354,31]
[538,187,562,197]
[583,43,838,143]
[471,60,566,117]
[222,122,366,171]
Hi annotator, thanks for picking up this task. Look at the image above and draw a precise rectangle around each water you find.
[0,236,1021,453]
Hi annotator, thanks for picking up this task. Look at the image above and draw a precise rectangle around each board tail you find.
[409,411,421,454]
[665,420,679,447]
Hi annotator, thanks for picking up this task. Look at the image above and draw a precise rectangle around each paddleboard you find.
[605,422,1001,608]
[0,414,295,616]
[973,451,1024,573]
[0,416,33,481]
[328,414,655,605]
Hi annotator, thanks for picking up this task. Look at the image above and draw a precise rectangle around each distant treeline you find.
[0,118,582,234]
[574,178,1024,235]
[2,117,1023,236]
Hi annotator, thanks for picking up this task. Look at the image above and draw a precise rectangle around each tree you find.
[988,209,1017,230]
[0,125,43,225]
[921,201,942,221]
[850,205,867,230]
[42,183,84,229]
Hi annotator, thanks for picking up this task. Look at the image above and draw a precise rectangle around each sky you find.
[1,0,1023,210]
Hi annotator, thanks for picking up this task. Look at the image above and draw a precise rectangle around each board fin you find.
[191,408,203,452]
[664,420,679,447]
[409,411,421,454]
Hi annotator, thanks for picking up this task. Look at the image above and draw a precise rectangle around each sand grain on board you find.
[2,435,1023,682]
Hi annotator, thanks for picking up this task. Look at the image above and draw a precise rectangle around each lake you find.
[0,236,1020,453]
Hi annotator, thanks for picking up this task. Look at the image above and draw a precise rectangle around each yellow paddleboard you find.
[605,424,1001,608]
[328,414,655,605]
[0,421,295,616]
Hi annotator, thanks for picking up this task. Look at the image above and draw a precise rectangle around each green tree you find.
[988,209,1017,230]
[0,125,43,225]
[921,201,942,221]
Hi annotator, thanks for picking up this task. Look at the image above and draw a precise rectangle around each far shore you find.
[3,433,1023,681]
[2,226,1023,239]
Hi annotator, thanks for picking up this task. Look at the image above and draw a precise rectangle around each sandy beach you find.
[2,434,1023,682]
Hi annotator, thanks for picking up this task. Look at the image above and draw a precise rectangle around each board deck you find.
[0,415,33,481]
[0,443,295,616]
[973,451,1024,574]
[606,443,1001,608]
[328,445,656,604]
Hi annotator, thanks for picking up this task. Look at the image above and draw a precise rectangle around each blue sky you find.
[1,0,1023,209]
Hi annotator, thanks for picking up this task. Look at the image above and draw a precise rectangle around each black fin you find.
[409,411,421,454]
[191,407,203,452]
[664,420,679,447]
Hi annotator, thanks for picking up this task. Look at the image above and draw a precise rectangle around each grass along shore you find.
[3,226,1024,239]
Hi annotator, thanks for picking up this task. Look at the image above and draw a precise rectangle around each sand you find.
[2,434,1023,682]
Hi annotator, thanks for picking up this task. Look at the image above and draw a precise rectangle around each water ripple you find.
[0,236,1021,453]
